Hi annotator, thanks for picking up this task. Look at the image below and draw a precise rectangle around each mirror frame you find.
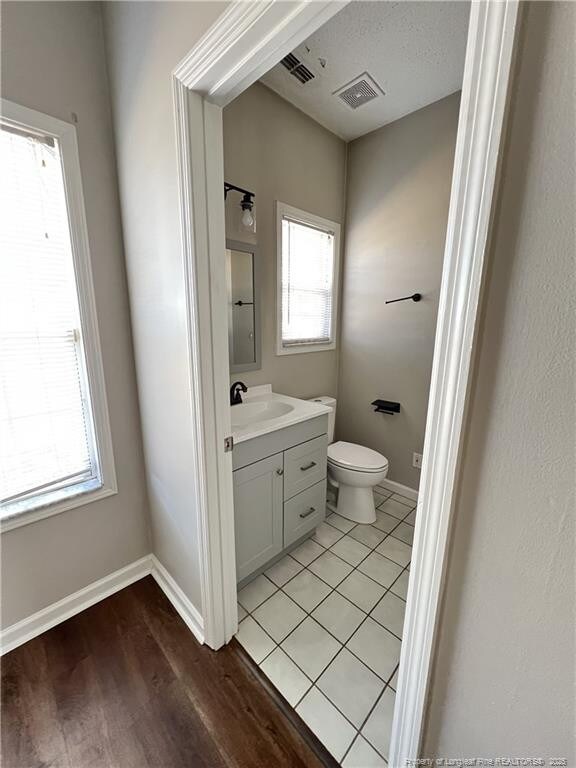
[226,238,261,373]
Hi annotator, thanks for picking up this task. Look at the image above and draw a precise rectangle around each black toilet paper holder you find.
[372,399,401,415]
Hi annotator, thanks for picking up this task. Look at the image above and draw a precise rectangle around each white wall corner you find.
[1,556,153,655]
[1,554,205,655]
[150,555,205,644]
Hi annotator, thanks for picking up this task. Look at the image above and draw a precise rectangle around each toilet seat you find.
[327,441,388,473]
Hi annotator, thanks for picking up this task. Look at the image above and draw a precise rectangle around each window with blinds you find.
[0,120,100,515]
[277,203,341,354]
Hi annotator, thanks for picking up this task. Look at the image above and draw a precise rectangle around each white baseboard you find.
[378,478,419,502]
[1,554,205,654]
[150,555,204,644]
[1,556,152,655]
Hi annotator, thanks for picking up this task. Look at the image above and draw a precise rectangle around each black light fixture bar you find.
[224,182,254,200]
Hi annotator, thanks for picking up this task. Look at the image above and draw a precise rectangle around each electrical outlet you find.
[413,452,423,469]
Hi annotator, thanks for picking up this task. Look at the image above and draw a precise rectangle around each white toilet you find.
[310,397,389,524]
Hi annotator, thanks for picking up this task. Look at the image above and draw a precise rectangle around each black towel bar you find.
[385,293,422,304]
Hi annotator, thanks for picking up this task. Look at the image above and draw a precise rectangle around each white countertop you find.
[231,385,332,444]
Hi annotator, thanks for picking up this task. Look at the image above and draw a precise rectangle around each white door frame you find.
[171,0,520,763]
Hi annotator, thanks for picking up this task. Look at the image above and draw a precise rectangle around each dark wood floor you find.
[1,577,333,768]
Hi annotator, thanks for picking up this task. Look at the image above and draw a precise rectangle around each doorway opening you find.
[173,1,519,764]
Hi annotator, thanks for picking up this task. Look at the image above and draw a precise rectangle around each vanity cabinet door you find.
[233,453,284,582]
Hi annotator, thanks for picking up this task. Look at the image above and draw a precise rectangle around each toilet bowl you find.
[307,396,389,525]
[327,441,388,524]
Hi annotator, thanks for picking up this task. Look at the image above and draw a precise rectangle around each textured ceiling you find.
[261,1,470,141]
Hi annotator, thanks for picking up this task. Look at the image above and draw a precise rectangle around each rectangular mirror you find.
[226,240,261,372]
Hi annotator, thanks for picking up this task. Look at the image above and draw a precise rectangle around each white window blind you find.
[280,215,336,348]
[0,124,98,509]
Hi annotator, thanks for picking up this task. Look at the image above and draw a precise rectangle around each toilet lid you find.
[328,441,388,472]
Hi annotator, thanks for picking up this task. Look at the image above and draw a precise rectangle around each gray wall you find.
[104,1,228,614]
[223,82,347,398]
[423,2,575,757]
[0,2,149,628]
[337,94,460,489]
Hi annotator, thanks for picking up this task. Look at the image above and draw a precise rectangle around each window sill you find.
[276,341,336,356]
[0,479,117,533]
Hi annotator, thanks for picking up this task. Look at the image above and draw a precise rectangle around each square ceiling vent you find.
[334,72,385,109]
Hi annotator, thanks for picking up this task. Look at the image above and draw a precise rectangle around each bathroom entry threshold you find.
[232,638,340,768]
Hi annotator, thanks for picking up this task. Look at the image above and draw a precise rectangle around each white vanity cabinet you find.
[233,414,328,583]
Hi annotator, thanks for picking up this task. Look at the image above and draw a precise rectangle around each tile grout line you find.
[340,662,401,764]
[341,678,397,764]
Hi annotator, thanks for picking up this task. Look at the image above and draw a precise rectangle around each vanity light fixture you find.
[224,182,255,232]
[240,193,254,229]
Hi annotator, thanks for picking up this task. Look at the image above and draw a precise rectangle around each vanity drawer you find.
[284,480,326,547]
[283,435,327,500]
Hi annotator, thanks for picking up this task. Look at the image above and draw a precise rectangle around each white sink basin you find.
[230,386,332,443]
[231,396,294,428]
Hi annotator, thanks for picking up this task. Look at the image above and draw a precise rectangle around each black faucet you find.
[230,381,248,406]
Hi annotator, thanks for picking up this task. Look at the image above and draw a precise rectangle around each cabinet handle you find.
[300,461,317,472]
[299,506,316,519]
[276,468,284,476]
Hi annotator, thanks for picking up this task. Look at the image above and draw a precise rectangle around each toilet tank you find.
[308,396,337,443]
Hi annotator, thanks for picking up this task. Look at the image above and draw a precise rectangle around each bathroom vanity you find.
[231,386,331,582]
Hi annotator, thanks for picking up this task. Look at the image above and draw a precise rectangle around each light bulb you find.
[241,207,254,229]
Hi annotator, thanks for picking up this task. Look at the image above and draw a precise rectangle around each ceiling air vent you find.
[334,72,385,109]
[280,52,315,85]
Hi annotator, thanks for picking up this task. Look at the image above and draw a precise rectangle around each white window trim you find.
[0,99,117,533]
[276,201,341,356]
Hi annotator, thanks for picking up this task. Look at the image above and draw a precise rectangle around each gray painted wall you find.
[423,2,575,757]
[0,1,150,628]
[103,1,228,614]
[337,94,460,489]
[223,82,347,399]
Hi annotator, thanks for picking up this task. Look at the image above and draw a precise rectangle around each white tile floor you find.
[236,487,417,765]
